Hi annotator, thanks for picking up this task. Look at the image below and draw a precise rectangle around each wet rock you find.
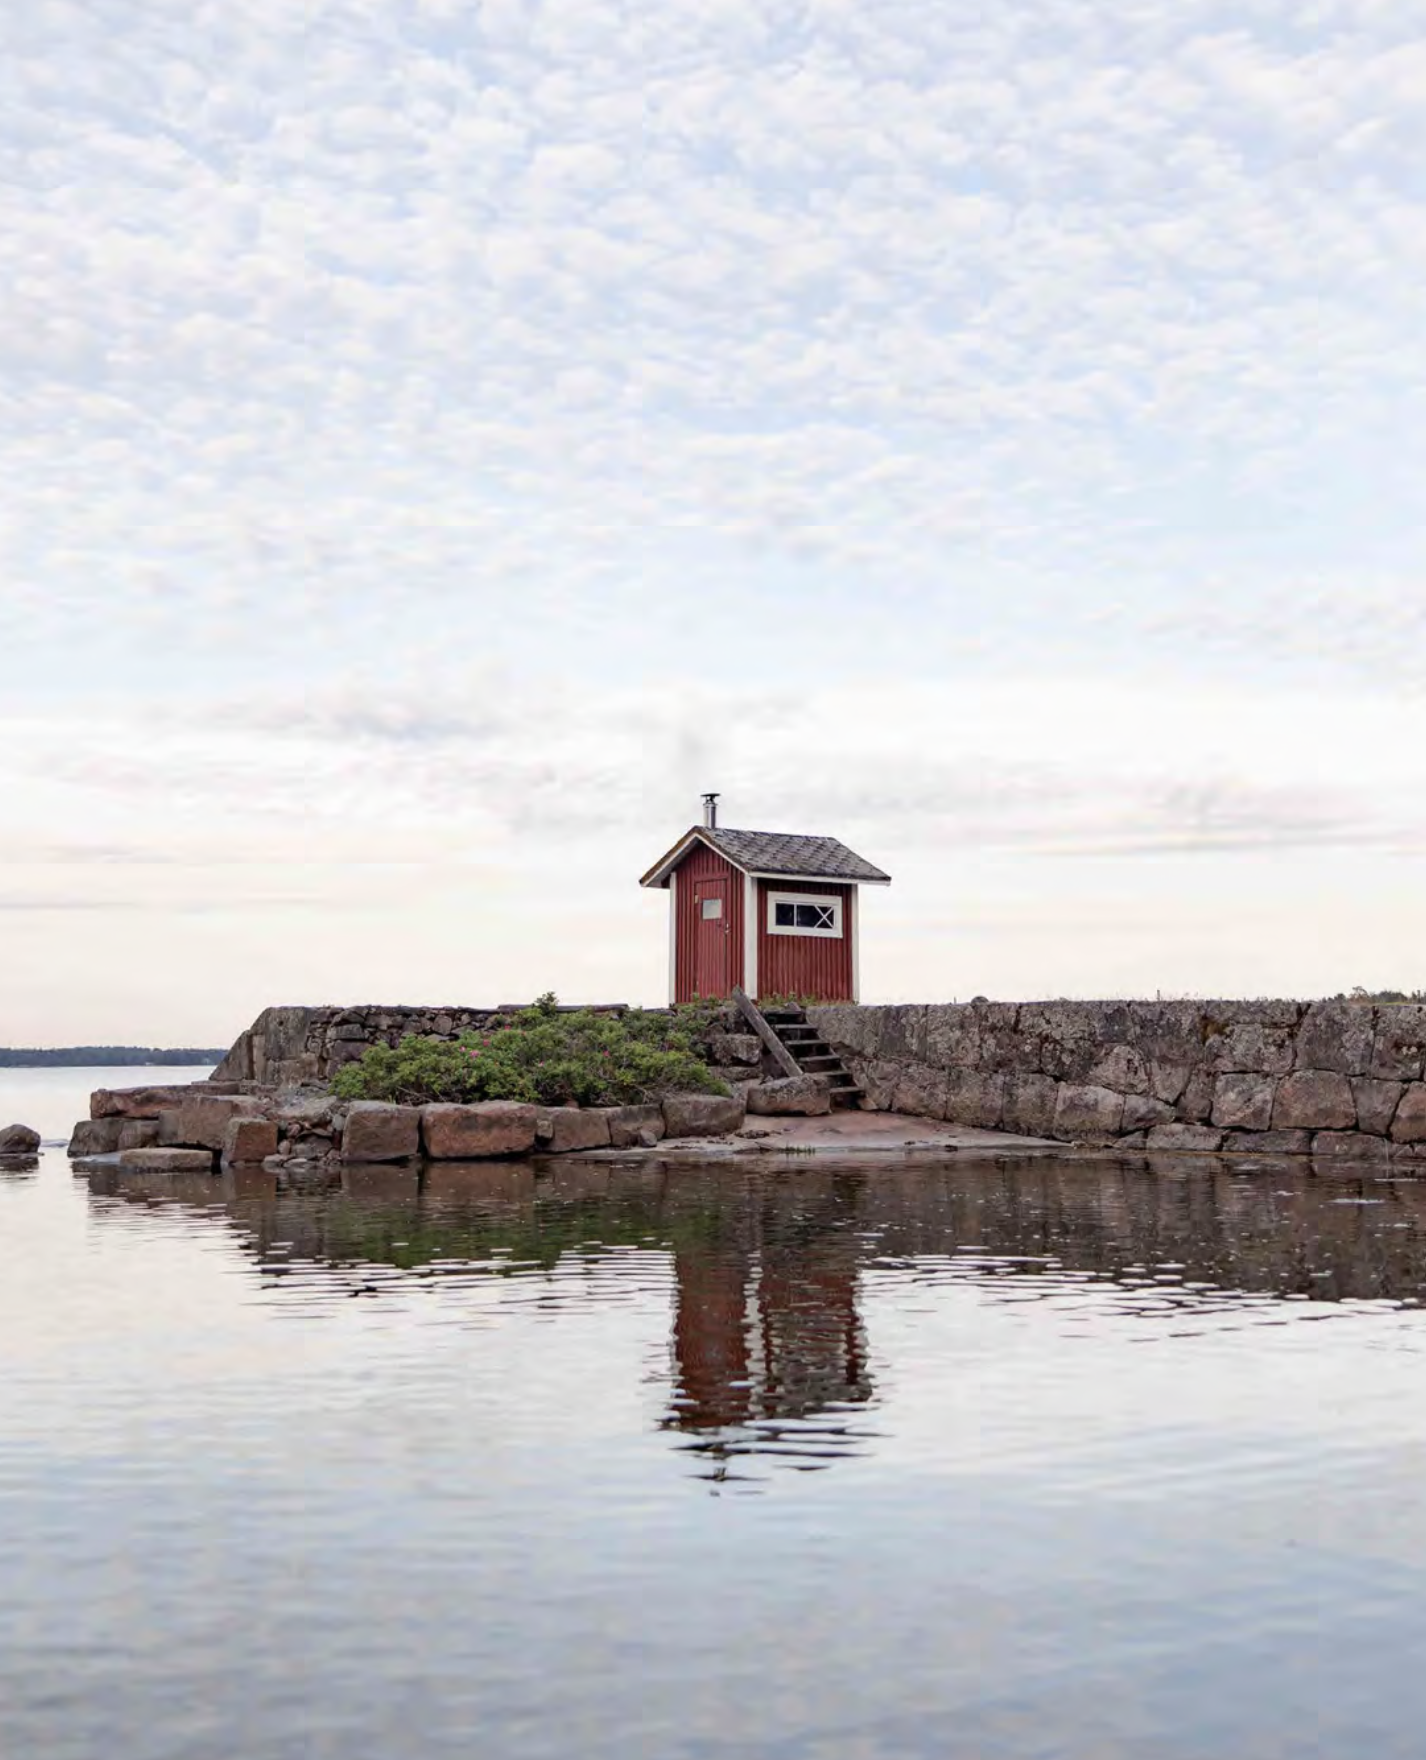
[1352,1079,1404,1139]
[0,1123,41,1156]
[422,1102,539,1159]
[661,1093,746,1138]
[1311,1131,1391,1163]
[534,1107,613,1152]
[746,1076,832,1117]
[1390,1084,1426,1145]
[158,1095,257,1151]
[341,1101,421,1162]
[1145,1123,1226,1153]
[1211,1073,1277,1133]
[1273,1070,1356,1132]
[605,1105,665,1148]
[221,1117,280,1166]
[118,1119,160,1151]
[1222,1129,1311,1155]
[1053,1084,1126,1139]
[68,1117,124,1157]
[945,1069,1007,1130]
[117,1147,216,1174]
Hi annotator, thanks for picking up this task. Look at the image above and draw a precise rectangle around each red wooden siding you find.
[756,878,854,1003]
[673,842,745,1003]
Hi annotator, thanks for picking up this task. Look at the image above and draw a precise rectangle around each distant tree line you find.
[0,1047,228,1068]
[1330,989,1426,1005]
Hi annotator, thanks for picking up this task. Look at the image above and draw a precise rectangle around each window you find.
[701,897,723,920]
[766,891,843,938]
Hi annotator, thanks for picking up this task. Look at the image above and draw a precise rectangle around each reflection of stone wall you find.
[807,999,1426,1160]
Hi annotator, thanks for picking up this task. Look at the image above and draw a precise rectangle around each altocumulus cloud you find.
[3,0,1425,1035]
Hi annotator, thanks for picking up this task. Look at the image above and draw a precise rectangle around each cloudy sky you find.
[5,0,1426,1044]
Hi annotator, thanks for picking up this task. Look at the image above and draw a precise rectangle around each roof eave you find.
[749,870,892,886]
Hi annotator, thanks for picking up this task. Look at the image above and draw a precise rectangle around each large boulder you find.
[534,1107,613,1153]
[707,1033,762,1068]
[68,1117,124,1157]
[0,1123,40,1156]
[222,1117,279,1166]
[341,1101,421,1162]
[91,1084,208,1121]
[1390,1085,1426,1145]
[117,1147,216,1174]
[605,1105,665,1148]
[746,1075,832,1117]
[422,1102,538,1159]
[158,1095,259,1151]
[1273,1070,1356,1132]
[661,1093,746,1138]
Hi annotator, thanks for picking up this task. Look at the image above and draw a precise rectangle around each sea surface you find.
[5,1068,1426,1758]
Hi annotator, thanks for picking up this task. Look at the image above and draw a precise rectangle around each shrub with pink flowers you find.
[331,994,728,1108]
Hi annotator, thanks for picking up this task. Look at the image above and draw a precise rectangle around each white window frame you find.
[767,891,844,938]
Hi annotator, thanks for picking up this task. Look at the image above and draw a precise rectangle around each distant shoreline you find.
[0,1048,225,1069]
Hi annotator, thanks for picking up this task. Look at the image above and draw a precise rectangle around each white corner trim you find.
[850,884,861,1003]
[744,871,758,998]
[765,890,844,938]
[668,869,678,1006]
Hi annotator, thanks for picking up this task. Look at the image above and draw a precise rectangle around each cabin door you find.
[692,878,732,998]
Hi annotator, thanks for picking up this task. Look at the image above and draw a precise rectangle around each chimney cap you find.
[701,791,720,829]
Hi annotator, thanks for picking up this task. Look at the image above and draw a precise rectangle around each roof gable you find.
[640,826,891,889]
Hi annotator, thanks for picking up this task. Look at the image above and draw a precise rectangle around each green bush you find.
[332,996,729,1108]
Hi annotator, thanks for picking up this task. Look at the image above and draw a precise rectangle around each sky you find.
[4,0,1426,1045]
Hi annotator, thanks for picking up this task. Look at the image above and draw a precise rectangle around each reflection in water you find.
[82,1153,1426,1479]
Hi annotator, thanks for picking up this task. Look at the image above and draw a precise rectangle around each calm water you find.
[5,1070,1426,1758]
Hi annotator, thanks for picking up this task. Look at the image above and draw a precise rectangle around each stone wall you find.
[807,999,1426,1161]
[213,1003,630,1086]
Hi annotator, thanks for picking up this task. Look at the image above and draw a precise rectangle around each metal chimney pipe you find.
[701,792,720,829]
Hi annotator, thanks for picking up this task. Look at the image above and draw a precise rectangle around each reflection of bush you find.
[332,994,728,1108]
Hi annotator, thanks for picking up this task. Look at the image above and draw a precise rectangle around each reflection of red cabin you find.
[639,798,891,1004]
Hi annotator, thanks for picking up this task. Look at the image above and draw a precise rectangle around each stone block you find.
[1121,1001,1204,1062]
[922,1004,980,1069]
[1351,1079,1404,1139]
[1145,1123,1225,1153]
[746,1076,832,1117]
[1149,1060,1193,1105]
[849,1057,903,1112]
[708,1033,762,1067]
[1312,1131,1391,1163]
[807,1005,883,1059]
[158,1095,259,1150]
[1176,1068,1218,1124]
[68,1117,124,1157]
[1211,1073,1277,1133]
[422,1102,539,1159]
[1221,1130,1311,1156]
[661,1093,746,1138]
[1122,1094,1176,1133]
[1002,1073,1059,1137]
[1294,1002,1375,1075]
[1087,1045,1150,1094]
[0,1123,40,1155]
[534,1107,613,1153]
[91,1084,204,1121]
[945,1069,1007,1130]
[222,1117,279,1165]
[1390,1085,1426,1145]
[118,1119,160,1151]
[878,1005,928,1062]
[606,1105,665,1148]
[1273,1070,1356,1132]
[341,1101,421,1162]
[1053,1084,1126,1139]
[891,1061,948,1120]
[117,1147,216,1174]
[1369,1007,1426,1082]
[1204,1021,1296,1076]
[973,1003,1024,1071]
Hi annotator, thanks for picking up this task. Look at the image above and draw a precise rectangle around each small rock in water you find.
[0,1123,41,1156]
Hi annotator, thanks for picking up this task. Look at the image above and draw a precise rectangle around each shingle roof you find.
[700,826,890,884]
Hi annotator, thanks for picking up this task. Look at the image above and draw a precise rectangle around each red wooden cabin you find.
[640,797,891,1004]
